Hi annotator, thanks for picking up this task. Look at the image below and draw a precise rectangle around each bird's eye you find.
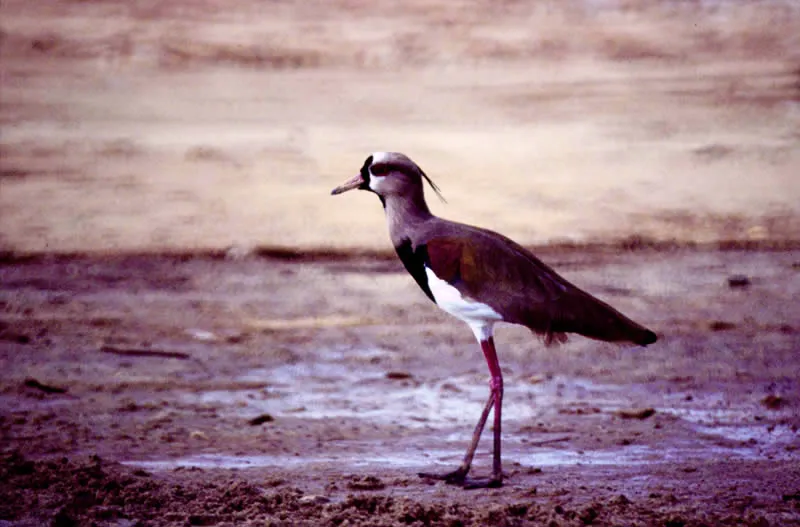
[370,163,390,176]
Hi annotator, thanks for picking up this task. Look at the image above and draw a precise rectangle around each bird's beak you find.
[330,173,365,195]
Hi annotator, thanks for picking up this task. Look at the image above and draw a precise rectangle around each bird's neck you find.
[382,192,434,243]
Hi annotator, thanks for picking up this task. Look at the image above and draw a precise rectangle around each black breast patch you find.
[394,239,435,303]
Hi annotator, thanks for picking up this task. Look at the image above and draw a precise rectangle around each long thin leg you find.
[465,336,504,488]
[418,334,505,489]
[461,390,495,472]
[418,390,494,484]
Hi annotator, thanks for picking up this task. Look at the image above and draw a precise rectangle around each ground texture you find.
[1,0,800,525]
[1,249,799,526]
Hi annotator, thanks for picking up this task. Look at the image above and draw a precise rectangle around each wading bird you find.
[331,152,657,488]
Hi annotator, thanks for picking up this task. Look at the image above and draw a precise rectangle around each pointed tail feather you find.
[631,326,658,346]
[567,290,657,346]
[529,289,657,347]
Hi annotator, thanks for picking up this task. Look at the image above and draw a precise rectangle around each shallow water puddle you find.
[656,393,799,451]
[510,440,762,467]
[183,346,634,428]
[124,439,763,473]
[129,347,799,473]
[181,346,800,449]
[124,450,449,471]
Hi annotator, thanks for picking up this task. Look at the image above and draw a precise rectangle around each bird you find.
[331,151,657,489]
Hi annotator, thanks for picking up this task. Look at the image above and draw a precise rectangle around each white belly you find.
[425,266,503,341]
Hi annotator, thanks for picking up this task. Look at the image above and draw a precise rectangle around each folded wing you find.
[422,232,657,346]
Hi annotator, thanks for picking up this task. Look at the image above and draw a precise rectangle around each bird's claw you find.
[418,469,467,485]
[462,477,503,489]
[418,470,503,489]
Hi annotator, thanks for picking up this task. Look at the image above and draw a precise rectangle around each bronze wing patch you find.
[424,237,486,299]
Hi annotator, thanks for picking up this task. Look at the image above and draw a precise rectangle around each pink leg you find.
[418,391,494,485]
[477,336,504,488]
[419,336,504,489]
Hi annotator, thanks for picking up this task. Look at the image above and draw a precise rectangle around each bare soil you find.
[2,1,800,525]
[2,249,799,526]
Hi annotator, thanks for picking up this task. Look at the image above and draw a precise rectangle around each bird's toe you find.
[461,477,503,490]
[418,468,468,485]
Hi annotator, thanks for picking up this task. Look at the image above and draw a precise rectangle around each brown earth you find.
[2,0,800,526]
[2,249,799,526]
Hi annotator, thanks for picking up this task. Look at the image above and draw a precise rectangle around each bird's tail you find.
[533,289,657,347]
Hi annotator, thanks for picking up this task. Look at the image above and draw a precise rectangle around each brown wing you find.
[424,232,656,346]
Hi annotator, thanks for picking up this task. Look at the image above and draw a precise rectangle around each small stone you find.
[615,408,656,420]
[248,414,274,425]
[782,491,800,502]
[611,494,631,507]
[299,495,330,505]
[186,329,217,341]
[727,275,751,288]
[23,378,67,394]
[708,320,736,331]
[761,394,785,410]
[346,475,386,490]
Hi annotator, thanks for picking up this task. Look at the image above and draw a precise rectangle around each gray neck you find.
[383,191,434,246]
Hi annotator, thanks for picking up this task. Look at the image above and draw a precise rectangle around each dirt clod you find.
[346,475,387,491]
[248,414,275,425]
[616,408,656,420]
[761,395,786,410]
[727,275,752,288]
[23,378,68,394]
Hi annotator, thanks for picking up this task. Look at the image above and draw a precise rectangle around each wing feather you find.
[421,229,655,346]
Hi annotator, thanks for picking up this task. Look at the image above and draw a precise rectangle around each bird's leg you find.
[418,336,504,489]
[418,390,495,485]
[462,336,504,489]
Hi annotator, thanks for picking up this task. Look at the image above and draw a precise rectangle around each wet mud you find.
[2,249,799,526]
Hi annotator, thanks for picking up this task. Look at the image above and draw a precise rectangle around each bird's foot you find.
[461,476,503,489]
[418,467,468,485]
[418,469,503,489]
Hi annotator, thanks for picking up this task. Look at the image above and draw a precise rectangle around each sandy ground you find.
[2,0,800,525]
[1,0,799,252]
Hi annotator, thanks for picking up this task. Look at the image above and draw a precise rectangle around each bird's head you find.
[331,152,445,203]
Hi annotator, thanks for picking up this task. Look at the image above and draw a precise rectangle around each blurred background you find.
[1,0,798,253]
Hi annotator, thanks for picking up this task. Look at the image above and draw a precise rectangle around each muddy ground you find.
[2,0,800,525]
[2,248,799,526]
